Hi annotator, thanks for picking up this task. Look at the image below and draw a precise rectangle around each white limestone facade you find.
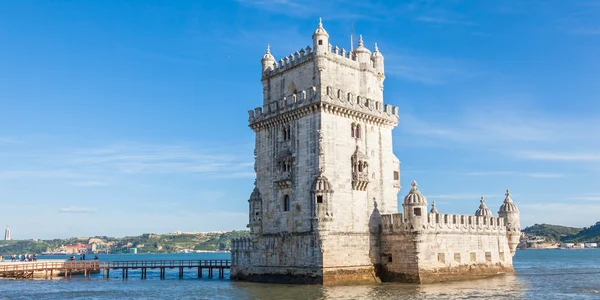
[231,19,521,285]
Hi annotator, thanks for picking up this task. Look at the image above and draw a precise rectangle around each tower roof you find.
[371,43,383,58]
[475,197,492,216]
[249,186,261,202]
[353,35,371,55]
[430,201,439,214]
[261,44,275,62]
[499,189,519,213]
[312,17,329,38]
[403,181,427,205]
[312,170,333,193]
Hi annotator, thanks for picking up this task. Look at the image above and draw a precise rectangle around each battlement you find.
[248,83,399,129]
[231,237,252,252]
[248,86,319,125]
[381,213,506,235]
[263,46,314,78]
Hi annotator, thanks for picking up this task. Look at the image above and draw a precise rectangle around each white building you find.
[231,19,520,285]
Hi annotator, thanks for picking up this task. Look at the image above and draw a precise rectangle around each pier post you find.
[179,267,184,279]
[198,267,202,278]
[125,268,129,279]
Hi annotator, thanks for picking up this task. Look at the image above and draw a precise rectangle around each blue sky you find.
[1,0,600,239]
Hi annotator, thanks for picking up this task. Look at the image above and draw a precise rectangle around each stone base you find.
[377,263,514,284]
[232,266,379,285]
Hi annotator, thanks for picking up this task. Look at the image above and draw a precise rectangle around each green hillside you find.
[0,230,250,255]
[522,223,582,242]
[562,222,600,243]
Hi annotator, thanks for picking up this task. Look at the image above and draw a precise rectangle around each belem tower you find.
[231,19,521,285]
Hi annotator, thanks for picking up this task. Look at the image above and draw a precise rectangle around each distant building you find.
[584,243,598,248]
[4,226,10,240]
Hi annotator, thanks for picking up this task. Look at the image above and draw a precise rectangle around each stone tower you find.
[498,189,520,255]
[4,226,10,241]
[232,19,400,284]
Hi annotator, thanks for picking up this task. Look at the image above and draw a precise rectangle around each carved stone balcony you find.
[275,171,292,189]
[352,172,369,191]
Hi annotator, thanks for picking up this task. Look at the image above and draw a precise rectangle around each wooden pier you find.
[0,260,231,280]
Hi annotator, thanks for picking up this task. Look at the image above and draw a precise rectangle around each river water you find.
[0,249,598,299]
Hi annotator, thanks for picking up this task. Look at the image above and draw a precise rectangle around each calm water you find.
[0,250,599,299]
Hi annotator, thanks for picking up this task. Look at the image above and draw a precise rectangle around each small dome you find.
[353,35,371,55]
[261,45,275,62]
[404,181,427,205]
[371,43,383,58]
[475,197,492,216]
[430,201,439,214]
[313,171,333,193]
[499,189,519,213]
[312,17,329,37]
[249,187,261,202]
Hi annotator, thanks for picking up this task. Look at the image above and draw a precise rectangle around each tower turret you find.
[353,35,371,64]
[312,18,329,55]
[430,201,439,214]
[371,43,384,75]
[261,45,276,73]
[498,189,520,255]
[475,197,492,216]
[248,181,263,234]
[403,181,428,225]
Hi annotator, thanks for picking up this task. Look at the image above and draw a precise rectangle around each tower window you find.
[318,40,323,45]
[282,125,291,141]
[393,171,399,180]
[355,124,361,139]
[414,208,422,216]
[283,195,290,212]
[316,195,323,204]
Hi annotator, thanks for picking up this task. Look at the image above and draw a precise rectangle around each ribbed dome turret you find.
[353,35,371,55]
[261,45,276,72]
[313,172,333,193]
[249,186,261,202]
[403,181,427,205]
[312,17,329,38]
[430,201,439,214]
[475,197,492,216]
[498,189,519,213]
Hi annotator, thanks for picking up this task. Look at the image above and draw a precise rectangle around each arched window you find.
[282,126,287,141]
[351,123,356,138]
[283,195,290,212]
[358,161,363,172]
[355,124,361,139]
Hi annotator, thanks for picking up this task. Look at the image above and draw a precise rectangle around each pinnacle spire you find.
[374,43,379,52]
[358,34,364,47]
[319,17,323,28]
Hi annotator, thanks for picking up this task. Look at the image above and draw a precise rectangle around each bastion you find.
[231,19,521,285]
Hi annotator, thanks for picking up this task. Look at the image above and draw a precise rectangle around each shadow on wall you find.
[369,199,382,265]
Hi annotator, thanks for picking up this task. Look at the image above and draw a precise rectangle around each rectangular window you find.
[454,253,461,263]
[485,252,492,263]
[393,171,399,180]
[388,255,393,263]
[316,195,323,204]
[470,252,476,262]
[438,253,445,264]
[499,252,505,262]
[414,208,421,216]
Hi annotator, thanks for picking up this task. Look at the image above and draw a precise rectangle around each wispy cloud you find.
[514,151,600,162]
[428,193,494,200]
[416,16,474,26]
[385,52,476,84]
[68,181,109,187]
[59,206,97,213]
[568,27,600,35]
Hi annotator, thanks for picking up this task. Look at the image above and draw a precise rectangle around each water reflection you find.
[232,274,526,300]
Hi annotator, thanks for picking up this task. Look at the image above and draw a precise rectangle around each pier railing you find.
[0,259,232,279]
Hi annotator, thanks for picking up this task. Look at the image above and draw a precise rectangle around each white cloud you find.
[68,181,109,187]
[520,202,600,228]
[514,151,600,162]
[59,206,97,213]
